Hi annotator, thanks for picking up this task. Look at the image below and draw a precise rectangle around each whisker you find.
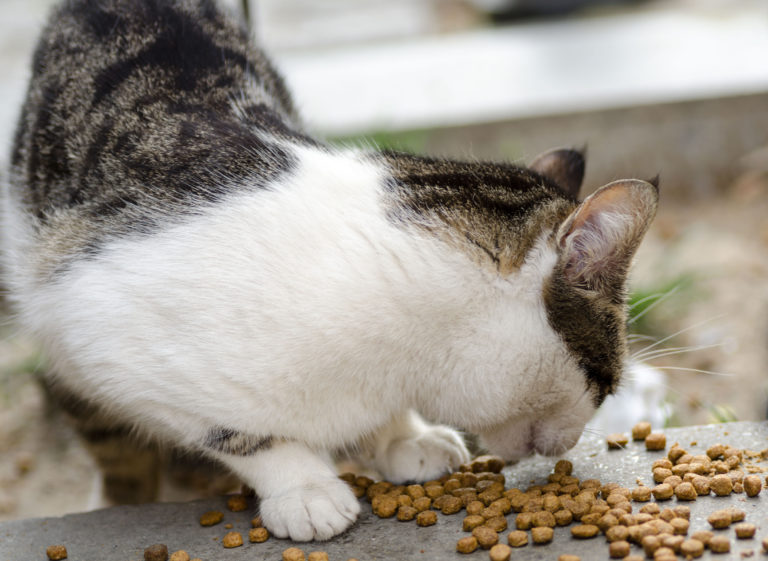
[629,285,681,325]
[632,343,724,362]
[652,366,735,377]
[631,315,726,358]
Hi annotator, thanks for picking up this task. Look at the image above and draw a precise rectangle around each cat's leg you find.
[208,437,360,541]
[367,410,471,483]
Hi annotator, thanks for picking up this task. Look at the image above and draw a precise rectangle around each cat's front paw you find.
[259,476,360,541]
[377,425,470,483]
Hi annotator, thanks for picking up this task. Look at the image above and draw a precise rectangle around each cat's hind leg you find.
[367,410,470,483]
[208,437,360,541]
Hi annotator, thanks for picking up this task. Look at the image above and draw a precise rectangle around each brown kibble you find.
[707,510,732,529]
[728,507,746,522]
[440,495,463,515]
[652,483,674,500]
[662,475,682,489]
[507,530,528,547]
[46,545,68,561]
[645,433,667,451]
[680,539,704,558]
[691,475,710,496]
[632,486,652,502]
[691,530,713,545]
[283,547,306,561]
[488,543,512,561]
[463,514,485,531]
[734,523,756,539]
[707,443,725,459]
[531,510,556,528]
[571,524,599,539]
[251,515,264,528]
[144,545,168,561]
[672,505,690,519]
[424,484,444,499]
[642,535,661,556]
[416,510,437,527]
[199,510,224,526]
[744,474,762,497]
[606,433,628,449]
[711,474,733,496]
[397,505,418,521]
[668,444,686,463]
[640,503,661,515]
[554,509,573,526]
[531,526,554,544]
[413,496,432,512]
[372,495,398,518]
[670,517,689,535]
[406,484,426,500]
[222,531,243,548]
[632,421,652,440]
[609,539,630,558]
[456,536,478,554]
[466,500,484,515]
[661,535,684,553]
[485,516,508,533]
[226,494,248,512]
[472,526,499,548]
[249,527,269,543]
[169,552,190,561]
[558,556,581,561]
[674,482,697,501]
[606,525,630,542]
[515,512,533,530]
[554,459,573,475]
[307,553,329,561]
[709,535,731,553]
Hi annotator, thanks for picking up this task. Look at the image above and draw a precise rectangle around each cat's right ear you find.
[556,179,659,295]
[529,148,585,199]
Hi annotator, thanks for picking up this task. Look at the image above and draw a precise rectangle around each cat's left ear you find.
[529,148,585,199]
[556,179,659,294]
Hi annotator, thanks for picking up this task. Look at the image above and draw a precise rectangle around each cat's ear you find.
[529,147,585,199]
[556,179,658,294]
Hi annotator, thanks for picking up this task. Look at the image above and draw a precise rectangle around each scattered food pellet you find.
[632,422,652,441]
[744,474,762,497]
[531,526,554,544]
[169,552,190,561]
[609,540,630,558]
[554,459,573,475]
[710,474,733,496]
[680,539,705,558]
[674,481,697,500]
[46,545,67,561]
[416,510,437,527]
[652,483,674,500]
[691,530,713,546]
[472,526,499,549]
[307,552,329,561]
[249,527,269,543]
[558,556,580,561]
[488,543,512,561]
[645,433,667,451]
[456,536,478,554]
[606,433,628,449]
[199,510,224,526]
[708,510,732,529]
[735,523,756,539]
[709,535,731,553]
[507,530,528,547]
[571,524,599,539]
[226,494,248,512]
[222,531,243,548]
[144,544,169,561]
[283,547,306,561]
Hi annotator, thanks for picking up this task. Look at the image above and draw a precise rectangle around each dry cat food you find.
[226,494,249,512]
[632,421,652,441]
[199,510,224,526]
[606,433,629,449]
[221,531,243,548]
[168,551,190,561]
[307,552,330,561]
[456,536,479,553]
[645,433,667,451]
[249,527,270,543]
[143,544,169,561]
[45,545,67,561]
[282,547,306,561]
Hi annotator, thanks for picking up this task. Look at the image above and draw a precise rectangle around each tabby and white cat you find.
[2,0,657,541]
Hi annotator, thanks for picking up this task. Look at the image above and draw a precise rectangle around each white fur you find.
[2,145,595,539]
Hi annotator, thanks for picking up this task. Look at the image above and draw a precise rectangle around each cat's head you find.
[468,149,658,461]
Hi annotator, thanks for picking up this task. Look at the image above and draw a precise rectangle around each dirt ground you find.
[1,152,767,522]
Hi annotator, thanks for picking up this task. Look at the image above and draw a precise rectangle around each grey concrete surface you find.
[1,421,766,560]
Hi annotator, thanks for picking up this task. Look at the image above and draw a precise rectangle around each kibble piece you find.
[485,516,508,533]
[711,474,733,496]
[661,535,684,553]
[709,535,731,553]
[507,530,528,547]
[283,548,306,561]
[670,517,689,535]
[642,535,661,556]
[690,475,710,496]
[531,526,554,544]
[653,547,676,561]
[554,509,573,526]
[424,484,444,499]
[609,540,630,558]
[728,508,746,522]
[440,495,463,515]
[532,510,556,528]
[672,505,690,519]
[734,523,756,539]
[249,527,269,543]
[463,514,486,532]
[397,505,418,521]
[674,482,697,501]
[199,510,224,526]
[456,536,478,554]
[372,495,398,518]
[652,483,674,500]
[472,526,499,549]
[690,530,713,545]
[226,494,248,512]
[515,512,533,530]
[554,459,573,475]
[680,539,704,558]
[144,545,169,561]
[413,496,432,512]
[307,553,329,561]
[606,525,630,542]
[416,510,437,527]
[169,553,190,561]
[632,486,651,502]
[744,475,762,497]
[708,510,732,529]
[558,556,581,561]
[46,546,68,561]
[646,433,667,451]
[662,475,682,489]
[632,421,652,440]
[606,433,628,449]
[489,543,512,561]
[571,524,599,539]
[222,531,243,548]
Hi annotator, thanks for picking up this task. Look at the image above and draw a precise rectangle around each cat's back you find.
[8,0,304,248]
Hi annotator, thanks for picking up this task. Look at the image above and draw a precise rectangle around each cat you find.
[2,0,658,541]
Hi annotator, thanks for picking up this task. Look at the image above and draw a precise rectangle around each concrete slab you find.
[1,421,766,560]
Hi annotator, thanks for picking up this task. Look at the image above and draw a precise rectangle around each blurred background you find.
[1,0,767,520]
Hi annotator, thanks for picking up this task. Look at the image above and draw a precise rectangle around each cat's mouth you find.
[478,415,587,463]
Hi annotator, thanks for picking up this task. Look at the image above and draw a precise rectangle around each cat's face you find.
[464,151,658,462]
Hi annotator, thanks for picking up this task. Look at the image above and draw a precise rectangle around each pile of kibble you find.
[43,422,768,561]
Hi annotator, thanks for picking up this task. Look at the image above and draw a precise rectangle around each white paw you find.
[259,476,360,541]
[377,425,470,483]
